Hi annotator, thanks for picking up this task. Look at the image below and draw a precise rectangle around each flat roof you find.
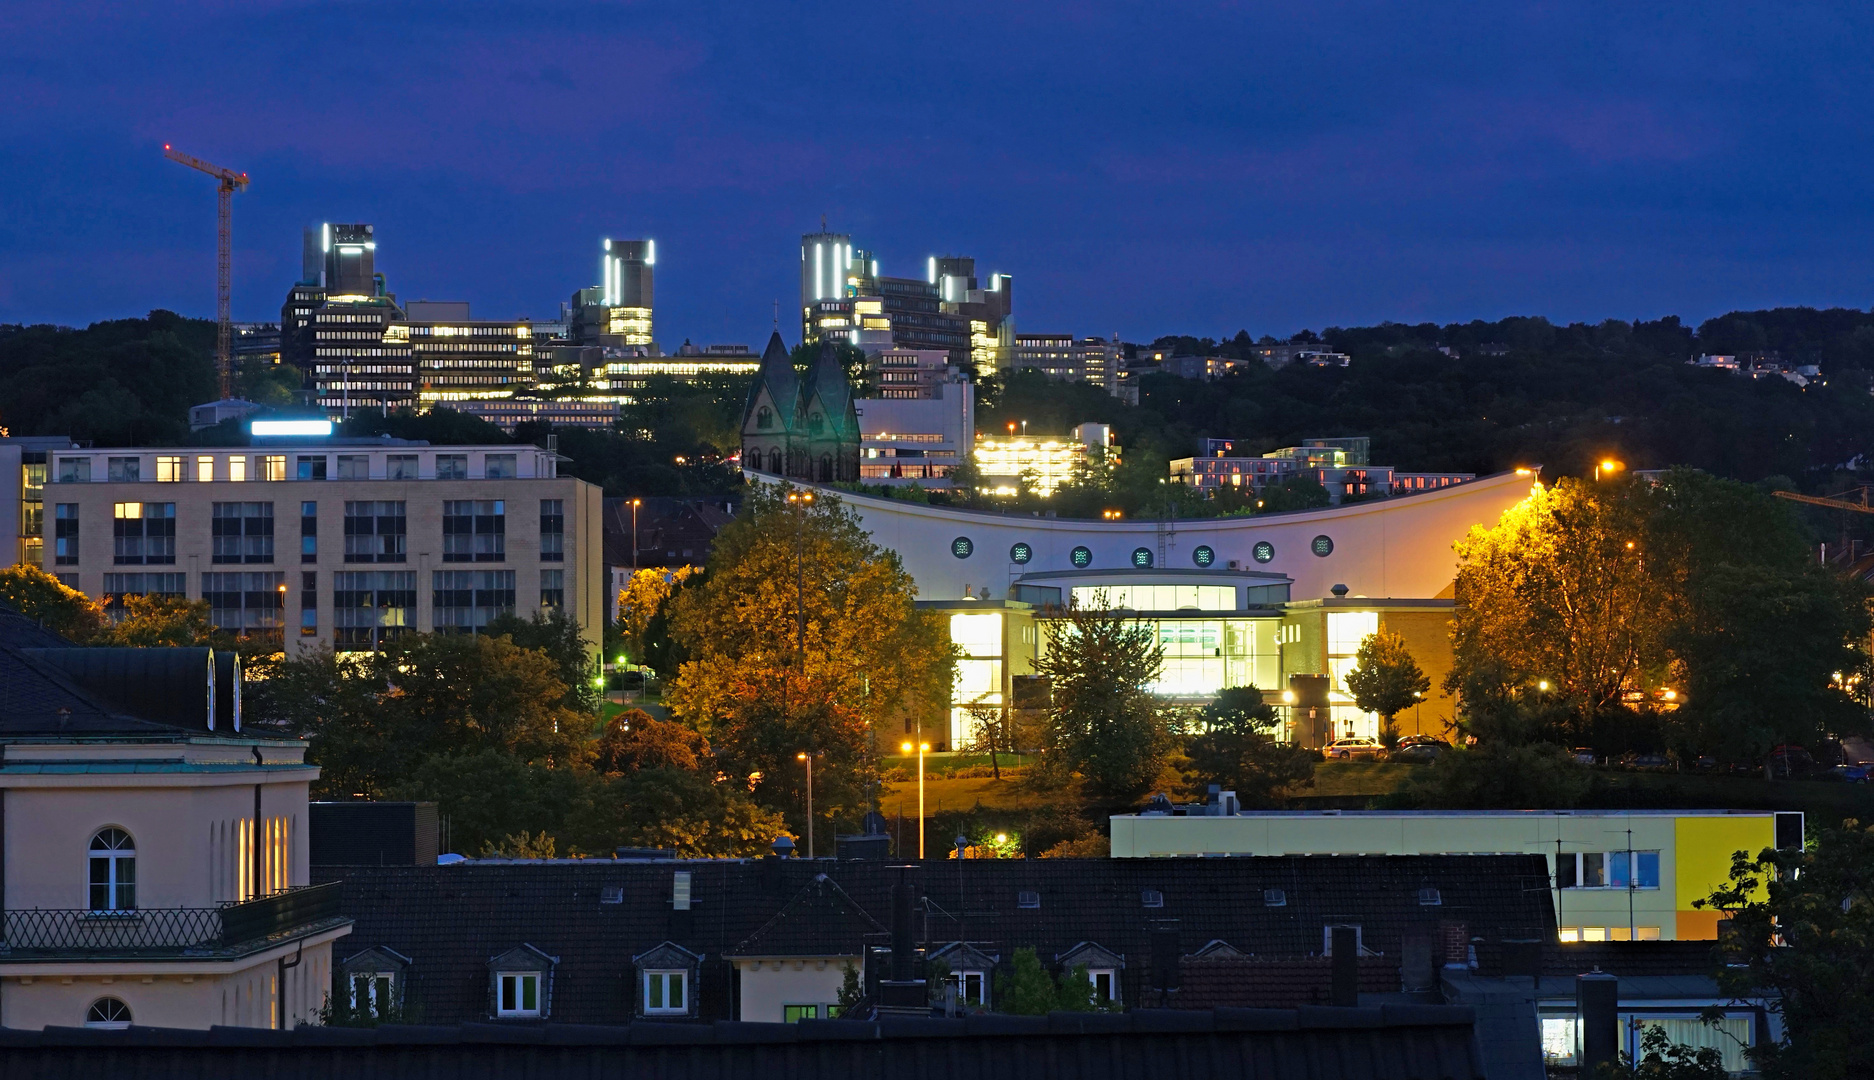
[1116,808,1793,819]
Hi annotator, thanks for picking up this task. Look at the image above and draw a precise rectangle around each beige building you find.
[40,441,603,657]
[0,635,352,1029]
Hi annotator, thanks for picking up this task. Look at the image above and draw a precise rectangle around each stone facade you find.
[741,333,859,484]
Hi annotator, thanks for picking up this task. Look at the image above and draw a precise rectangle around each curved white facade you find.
[788,470,1538,602]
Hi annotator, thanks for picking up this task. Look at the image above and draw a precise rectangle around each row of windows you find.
[55,499,563,566]
[56,453,528,484]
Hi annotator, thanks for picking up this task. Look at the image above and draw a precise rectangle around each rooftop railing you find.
[0,881,344,959]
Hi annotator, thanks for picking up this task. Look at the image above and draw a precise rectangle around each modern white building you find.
[854,374,975,489]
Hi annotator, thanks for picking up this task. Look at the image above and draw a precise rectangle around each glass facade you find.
[1071,584,1236,611]
[949,612,1005,745]
[333,571,416,650]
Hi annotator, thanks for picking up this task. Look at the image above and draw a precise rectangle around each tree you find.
[1396,743,1590,809]
[611,766,790,857]
[394,749,595,855]
[993,948,1109,1014]
[664,485,951,830]
[1599,1025,1730,1080]
[1343,632,1431,746]
[0,563,102,641]
[1035,597,1171,801]
[485,608,599,713]
[835,962,864,1013]
[1183,686,1317,807]
[99,594,216,647]
[594,710,711,774]
[615,566,698,666]
[1259,474,1331,512]
[1696,819,1874,1080]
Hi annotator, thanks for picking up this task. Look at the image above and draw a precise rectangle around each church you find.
[740,332,861,483]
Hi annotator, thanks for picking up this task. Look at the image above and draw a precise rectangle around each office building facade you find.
[1005,334,1121,391]
[972,423,1117,497]
[40,443,603,658]
[855,371,974,488]
[1171,438,1477,504]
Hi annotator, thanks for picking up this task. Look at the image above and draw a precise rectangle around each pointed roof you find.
[744,331,801,426]
[805,339,857,435]
[727,873,883,958]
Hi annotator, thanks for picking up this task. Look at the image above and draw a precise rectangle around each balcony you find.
[0,882,347,961]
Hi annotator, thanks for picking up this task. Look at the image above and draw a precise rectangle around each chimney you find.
[1577,971,1620,1073]
[876,866,927,1012]
[1148,923,1181,1000]
[1330,926,1359,1007]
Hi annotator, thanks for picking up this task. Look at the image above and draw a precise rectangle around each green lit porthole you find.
[1253,541,1275,563]
[1193,545,1215,567]
[1010,542,1033,564]
[1070,546,1093,568]
[1311,535,1334,558]
[952,536,974,559]
[1132,547,1154,568]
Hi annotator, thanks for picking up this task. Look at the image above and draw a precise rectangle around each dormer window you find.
[487,944,557,1020]
[643,969,687,1015]
[633,941,703,1019]
[1090,969,1117,1002]
[351,971,398,1018]
[757,406,774,430]
[497,972,541,1017]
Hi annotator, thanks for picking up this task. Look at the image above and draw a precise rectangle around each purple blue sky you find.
[3,2,1870,345]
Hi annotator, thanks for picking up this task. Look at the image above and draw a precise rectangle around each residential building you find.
[1171,437,1476,505]
[1249,341,1341,370]
[740,334,861,484]
[865,347,954,399]
[38,439,603,659]
[1107,808,1803,943]
[447,400,621,433]
[972,423,1116,497]
[1164,355,1243,381]
[309,854,1552,1024]
[0,435,78,566]
[1005,334,1121,392]
[0,614,353,1030]
[855,370,974,489]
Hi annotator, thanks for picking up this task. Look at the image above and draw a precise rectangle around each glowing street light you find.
[901,740,930,858]
[1594,459,1625,482]
[797,751,815,859]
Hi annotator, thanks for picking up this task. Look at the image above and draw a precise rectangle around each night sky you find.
[4,2,1870,346]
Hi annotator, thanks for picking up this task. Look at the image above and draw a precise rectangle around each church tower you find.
[802,340,862,483]
[741,331,802,477]
[740,334,862,484]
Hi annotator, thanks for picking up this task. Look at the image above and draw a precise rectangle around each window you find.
[113,502,175,565]
[539,500,564,562]
[1017,890,1040,910]
[20,457,45,566]
[1090,969,1117,1002]
[1141,889,1164,908]
[297,455,327,481]
[54,503,79,565]
[84,998,132,1030]
[156,456,182,483]
[443,500,505,562]
[485,453,517,479]
[344,502,407,563]
[300,571,318,636]
[433,570,516,632]
[387,454,418,480]
[202,572,285,638]
[58,457,91,483]
[436,454,467,480]
[301,501,318,562]
[1418,887,1443,906]
[107,456,140,482]
[757,406,773,430]
[349,973,396,1018]
[951,970,987,1006]
[212,502,274,564]
[540,569,564,610]
[196,455,214,482]
[497,972,541,1017]
[783,1004,819,1022]
[88,828,135,911]
[337,455,370,480]
[644,970,687,1015]
[1558,850,1660,889]
[261,455,286,482]
[228,456,248,482]
[1263,888,1287,907]
[334,571,416,650]
[101,573,186,620]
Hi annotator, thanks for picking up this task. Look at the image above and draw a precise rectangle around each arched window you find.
[756,406,773,430]
[768,449,783,474]
[85,997,132,1029]
[820,455,833,481]
[808,411,824,433]
[89,828,136,912]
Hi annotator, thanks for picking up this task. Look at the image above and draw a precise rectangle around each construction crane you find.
[1773,487,1874,515]
[163,144,249,401]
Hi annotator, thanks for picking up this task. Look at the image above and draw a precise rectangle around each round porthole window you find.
[1070,545,1093,568]
[1252,540,1275,563]
[951,537,974,559]
[1010,542,1033,564]
[1192,545,1215,568]
[1132,547,1154,568]
[1311,535,1334,558]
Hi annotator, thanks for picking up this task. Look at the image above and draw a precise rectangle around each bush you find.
[1394,742,1591,809]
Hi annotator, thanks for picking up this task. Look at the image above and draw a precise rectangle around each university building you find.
[38,440,603,658]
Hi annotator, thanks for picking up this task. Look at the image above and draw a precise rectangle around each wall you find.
[733,958,851,1022]
[0,939,337,1030]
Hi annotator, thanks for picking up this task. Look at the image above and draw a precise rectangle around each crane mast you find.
[163,144,249,401]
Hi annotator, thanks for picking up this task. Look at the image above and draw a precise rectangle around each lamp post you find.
[901,741,929,858]
[797,751,815,859]
[786,491,813,660]
[1593,459,1624,482]
[629,497,642,570]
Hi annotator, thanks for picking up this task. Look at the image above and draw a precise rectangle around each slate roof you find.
[318,855,1555,1025]
[1178,955,1401,1009]
[730,873,884,958]
[745,331,801,426]
[804,340,857,437]
[0,1006,1489,1080]
[0,639,194,738]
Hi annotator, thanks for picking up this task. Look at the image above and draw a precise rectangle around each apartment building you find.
[40,442,603,658]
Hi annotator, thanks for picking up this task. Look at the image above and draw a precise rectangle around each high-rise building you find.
[1006,334,1122,392]
[568,239,657,353]
[799,230,856,339]
[280,223,385,374]
[799,231,1008,369]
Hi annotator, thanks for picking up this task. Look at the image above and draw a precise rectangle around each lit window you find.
[84,997,132,1030]
[228,456,248,482]
[1559,927,1580,943]
[784,1004,819,1022]
[1582,927,1607,942]
[496,972,541,1017]
[197,456,215,482]
[262,455,286,482]
[156,456,182,483]
[644,969,687,1015]
[88,828,136,912]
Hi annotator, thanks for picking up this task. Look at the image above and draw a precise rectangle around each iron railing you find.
[0,881,344,959]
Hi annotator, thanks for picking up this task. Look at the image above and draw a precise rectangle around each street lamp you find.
[1594,459,1624,482]
[628,498,642,570]
[797,751,815,859]
[901,741,930,858]
[786,491,814,659]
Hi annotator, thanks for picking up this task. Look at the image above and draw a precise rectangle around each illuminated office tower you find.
[322,223,378,297]
[601,239,655,348]
[800,231,856,341]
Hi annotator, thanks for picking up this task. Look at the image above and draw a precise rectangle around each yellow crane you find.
[163,144,249,401]
[1772,487,1874,515]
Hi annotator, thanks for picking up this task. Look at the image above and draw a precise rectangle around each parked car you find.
[1766,745,1816,779]
[1390,742,1447,764]
[1618,752,1673,772]
[1396,734,1446,750]
[1322,737,1385,761]
[1570,748,1597,766]
[1822,765,1870,784]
